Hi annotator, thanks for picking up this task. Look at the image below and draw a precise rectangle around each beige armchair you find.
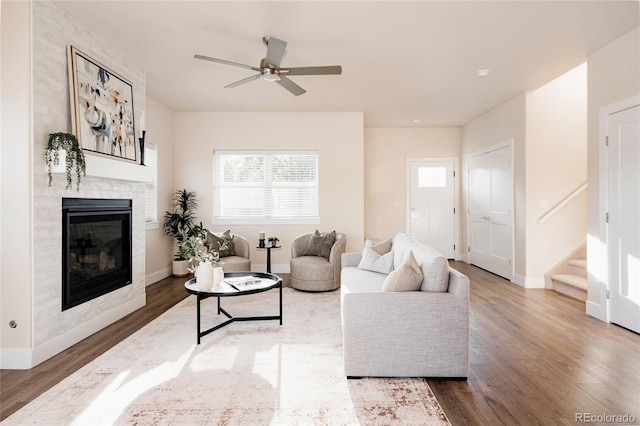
[290,231,346,292]
[205,230,251,272]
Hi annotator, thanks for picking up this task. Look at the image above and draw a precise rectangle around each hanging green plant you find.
[45,132,87,191]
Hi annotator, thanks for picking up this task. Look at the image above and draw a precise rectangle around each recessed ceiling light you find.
[412,119,421,123]
[477,69,489,78]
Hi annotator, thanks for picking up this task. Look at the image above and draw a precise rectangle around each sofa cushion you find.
[391,233,415,270]
[304,230,336,259]
[205,230,235,257]
[357,245,394,274]
[410,243,449,292]
[382,250,423,292]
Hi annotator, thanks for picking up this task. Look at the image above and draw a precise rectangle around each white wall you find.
[462,94,527,281]
[173,112,364,272]
[1,0,33,366]
[586,27,640,320]
[144,96,175,284]
[363,127,461,243]
[525,63,587,281]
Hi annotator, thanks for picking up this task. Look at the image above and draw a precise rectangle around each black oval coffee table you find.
[185,271,282,344]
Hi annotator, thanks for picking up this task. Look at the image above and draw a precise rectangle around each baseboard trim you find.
[0,349,33,369]
[512,274,545,289]
[146,267,171,286]
[29,294,146,368]
[586,300,608,322]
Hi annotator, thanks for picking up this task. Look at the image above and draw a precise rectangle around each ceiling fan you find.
[194,36,342,96]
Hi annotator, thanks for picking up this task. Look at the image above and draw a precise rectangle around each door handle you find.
[482,216,491,221]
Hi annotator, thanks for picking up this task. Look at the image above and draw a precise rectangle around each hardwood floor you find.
[0,275,189,421]
[430,261,640,425]
[2,263,639,424]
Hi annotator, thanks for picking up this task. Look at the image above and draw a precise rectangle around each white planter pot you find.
[172,259,190,277]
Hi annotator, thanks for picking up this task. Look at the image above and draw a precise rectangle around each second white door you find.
[467,144,513,279]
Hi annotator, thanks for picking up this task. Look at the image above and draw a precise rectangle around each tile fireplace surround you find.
[31,169,147,367]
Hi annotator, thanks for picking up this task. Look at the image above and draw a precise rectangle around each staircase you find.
[545,243,587,301]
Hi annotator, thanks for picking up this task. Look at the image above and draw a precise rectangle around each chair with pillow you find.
[205,229,251,272]
[290,230,347,292]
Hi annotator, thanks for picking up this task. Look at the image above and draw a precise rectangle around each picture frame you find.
[68,45,137,162]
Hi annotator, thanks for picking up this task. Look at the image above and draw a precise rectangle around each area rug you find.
[3,288,450,425]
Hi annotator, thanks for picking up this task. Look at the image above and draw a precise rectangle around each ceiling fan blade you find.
[224,74,261,88]
[194,55,260,71]
[276,76,306,96]
[264,37,287,67]
[282,65,342,76]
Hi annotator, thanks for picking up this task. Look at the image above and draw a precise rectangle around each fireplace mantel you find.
[50,150,152,183]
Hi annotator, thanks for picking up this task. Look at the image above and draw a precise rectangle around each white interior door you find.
[608,105,640,334]
[408,160,455,258]
[467,145,513,279]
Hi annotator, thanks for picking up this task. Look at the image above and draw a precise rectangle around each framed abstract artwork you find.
[68,45,137,162]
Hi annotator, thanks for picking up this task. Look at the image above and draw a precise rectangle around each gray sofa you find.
[340,233,469,378]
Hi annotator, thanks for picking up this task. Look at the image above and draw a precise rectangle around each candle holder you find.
[139,130,146,166]
[258,238,266,248]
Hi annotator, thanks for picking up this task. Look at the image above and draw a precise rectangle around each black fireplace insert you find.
[62,198,132,311]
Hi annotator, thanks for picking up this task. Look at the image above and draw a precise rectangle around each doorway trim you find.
[406,157,460,260]
[590,95,640,323]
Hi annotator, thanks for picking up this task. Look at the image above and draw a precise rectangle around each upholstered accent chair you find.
[290,231,346,292]
[205,230,251,272]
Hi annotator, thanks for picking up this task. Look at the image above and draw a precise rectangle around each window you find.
[144,143,158,229]
[418,166,447,188]
[213,151,319,224]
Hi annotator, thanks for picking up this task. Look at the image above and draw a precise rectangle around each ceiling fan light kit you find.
[195,36,342,96]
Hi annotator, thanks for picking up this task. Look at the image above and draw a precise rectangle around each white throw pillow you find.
[382,250,424,292]
[357,246,394,274]
[364,238,392,255]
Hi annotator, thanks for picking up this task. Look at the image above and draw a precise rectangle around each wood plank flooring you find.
[429,261,640,425]
[2,263,639,424]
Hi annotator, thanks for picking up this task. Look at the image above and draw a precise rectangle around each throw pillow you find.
[303,230,336,259]
[364,237,392,255]
[357,245,394,274]
[205,229,235,257]
[382,250,423,292]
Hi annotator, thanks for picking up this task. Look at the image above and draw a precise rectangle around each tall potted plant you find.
[45,132,86,191]
[163,189,200,276]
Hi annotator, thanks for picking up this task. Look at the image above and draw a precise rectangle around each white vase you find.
[195,261,214,290]
[213,266,224,287]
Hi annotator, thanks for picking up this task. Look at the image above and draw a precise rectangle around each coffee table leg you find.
[196,294,201,345]
[279,282,283,325]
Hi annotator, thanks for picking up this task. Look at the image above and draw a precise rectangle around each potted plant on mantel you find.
[163,189,201,277]
[45,132,86,191]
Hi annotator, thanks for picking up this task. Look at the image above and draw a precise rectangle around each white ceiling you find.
[54,1,639,127]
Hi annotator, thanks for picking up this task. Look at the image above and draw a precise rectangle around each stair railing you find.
[537,182,587,224]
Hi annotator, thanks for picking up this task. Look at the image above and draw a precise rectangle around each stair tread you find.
[569,259,587,269]
[551,274,587,290]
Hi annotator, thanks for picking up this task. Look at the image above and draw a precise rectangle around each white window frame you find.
[213,150,320,225]
[144,142,159,230]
